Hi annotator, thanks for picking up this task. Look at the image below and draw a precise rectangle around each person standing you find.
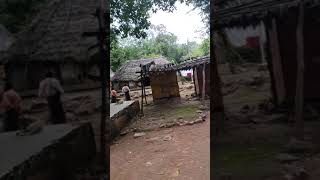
[111,89,117,103]
[38,72,66,124]
[0,82,22,131]
[122,85,131,101]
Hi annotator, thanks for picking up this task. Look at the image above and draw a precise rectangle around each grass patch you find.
[171,105,199,119]
[213,142,282,179]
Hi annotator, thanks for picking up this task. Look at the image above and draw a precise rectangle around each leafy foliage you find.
[110,0,209,39]
[111,25,209,71]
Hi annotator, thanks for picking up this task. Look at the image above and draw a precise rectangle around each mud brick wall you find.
[150,71,180,101]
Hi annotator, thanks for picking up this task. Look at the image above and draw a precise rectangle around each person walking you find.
[122,85,131,101]
[0,82,22,131]
[38,72,66,124]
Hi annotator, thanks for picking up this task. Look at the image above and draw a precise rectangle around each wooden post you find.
[264,19,278,104]
[194,67,200,95]
[212,31,225,136]
[140,67,144,115]
[202,63,206,101]
[97,0,107,169]
[295,2,305,139]
[192,67,197,94]
[259,21,266,63]
[143,67,147,105]
[267,17,286,105]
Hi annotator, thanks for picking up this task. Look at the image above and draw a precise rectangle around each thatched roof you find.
[213,0,320,29]
[112,57,170,82]
[152,56,210,72]
[0,25,14,52]
[1,0,106,64]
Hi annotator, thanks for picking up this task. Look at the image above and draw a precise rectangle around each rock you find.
[66,112,78,122]
[186,85,193,89]
[284,139,313,153]
[163,135,173,141]
[75,103,96,115]
[145,162,152,166]
[200,113,207,119]
[240,105,250,114]
[30,100,47,112]
[268,114,288,123]
[258,63,268,71]
[283,164,309,180]
[133,132,146,138]
[194,118,204,124]
[120,131,128,136]
[199,105,207,111]
[276,153,300,163]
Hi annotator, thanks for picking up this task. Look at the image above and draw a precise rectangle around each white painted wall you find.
[225,23,266,47]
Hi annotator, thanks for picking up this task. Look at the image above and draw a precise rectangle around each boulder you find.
[284,139,313,153]
[276,153,300,163]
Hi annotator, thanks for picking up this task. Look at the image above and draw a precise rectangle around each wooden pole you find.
[259,21,266,64]
[202,63,206,101]
[97,0,107,169]
[143,66,147,105]
[194,67,199,95]
[140,67,144,115]
[295,2,305,139]
[264,19,278,104]
[212,31,225,136]
[268,17,286,105]
[192,67,197,94]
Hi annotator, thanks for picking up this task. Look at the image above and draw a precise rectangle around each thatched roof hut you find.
[112,57,170,82]
[0,0,107,91]
[0,24,14,53]
[1,0,105,64]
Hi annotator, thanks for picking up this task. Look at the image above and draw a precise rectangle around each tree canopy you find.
[111,24,209,71]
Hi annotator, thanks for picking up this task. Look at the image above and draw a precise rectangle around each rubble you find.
[133,132,146,138]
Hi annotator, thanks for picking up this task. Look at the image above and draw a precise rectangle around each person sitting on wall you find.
[111,89,117,103]
[38,72,66,124]
[0,82,22,131]
[122,84,131,101]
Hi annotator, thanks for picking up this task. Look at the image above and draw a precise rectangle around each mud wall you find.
[150,71,180,101]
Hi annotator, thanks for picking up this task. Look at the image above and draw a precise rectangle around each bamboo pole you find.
[295,2,305,139]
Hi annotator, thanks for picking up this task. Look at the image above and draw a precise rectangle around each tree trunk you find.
[295,2,305,139]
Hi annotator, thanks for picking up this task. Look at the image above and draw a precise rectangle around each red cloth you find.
[0,89,22,112]
[246,36,260,49]
[111,90,117,97]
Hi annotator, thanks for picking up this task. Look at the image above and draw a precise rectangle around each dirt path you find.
[110,113,210,180]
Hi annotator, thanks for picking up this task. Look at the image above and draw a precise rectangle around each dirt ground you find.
[110,80,210,180]
[110,111,210,180]
[213,63,320,180]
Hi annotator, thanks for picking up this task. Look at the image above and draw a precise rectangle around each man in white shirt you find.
[122,84,131,101]
[38,72,66,124]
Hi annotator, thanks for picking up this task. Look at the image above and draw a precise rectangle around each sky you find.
[149,2,206,44]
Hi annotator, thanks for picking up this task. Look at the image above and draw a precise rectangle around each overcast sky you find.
[149,2,206,44]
